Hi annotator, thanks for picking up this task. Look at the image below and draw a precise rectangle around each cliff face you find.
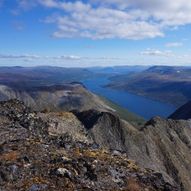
[142,118,191,190]
[0,100,178,191]
[169,101,191,120]
[72,110,191,191]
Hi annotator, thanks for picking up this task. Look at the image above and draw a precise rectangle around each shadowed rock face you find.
[73,110,103,130]
[141,117,191,191]
[0,100,178,191]
[169,101,191,120]
[72,110,191,191]
[74,110,127,152]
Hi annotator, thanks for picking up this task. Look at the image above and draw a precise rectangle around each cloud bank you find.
[14,0,191,40]
[0,53,130,67]
[0,54,82,61]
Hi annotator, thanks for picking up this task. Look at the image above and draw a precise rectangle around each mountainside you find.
[0,83,112,112]
[169,101,191,120]
[0,99,191,190]
[0,100,178,191]
[71,110,191,191]
[107,66,191,107]
[0,83,144,126]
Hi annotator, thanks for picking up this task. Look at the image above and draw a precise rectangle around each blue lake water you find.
[82,77,176,120]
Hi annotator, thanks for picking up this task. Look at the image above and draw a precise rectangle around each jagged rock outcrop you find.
[70,110,191,191]
[141,117,191,191]
[73,110,129,151]
[169,101,191,120]
[0,100,178,191]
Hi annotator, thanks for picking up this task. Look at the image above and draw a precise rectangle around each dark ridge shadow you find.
[72,110,103,130]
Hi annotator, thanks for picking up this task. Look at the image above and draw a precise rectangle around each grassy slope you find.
[100,96,145,127]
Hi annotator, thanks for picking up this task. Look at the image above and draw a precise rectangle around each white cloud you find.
[93,0,191,26]
[54,55,81,60]
[0,53,131,67]
[0,54,82,61]
[141,49,173,57]
[139,48,191,66]
[165,42,183,48]
[0,54,40,59]
[43,1,162,40]
[14,0,191,40]
[0,53,122,62]
[1,52,191,67]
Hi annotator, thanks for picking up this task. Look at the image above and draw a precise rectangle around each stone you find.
[28,184,48,191]
[56,168,72,178]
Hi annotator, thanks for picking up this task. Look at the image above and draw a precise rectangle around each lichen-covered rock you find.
[0,100,179,191]
[73,110,191,191]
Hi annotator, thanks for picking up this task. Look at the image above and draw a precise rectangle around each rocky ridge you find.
[0,99,178,191]
[71,110,191,191]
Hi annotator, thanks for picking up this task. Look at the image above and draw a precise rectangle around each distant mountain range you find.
[107,66,191,107]
[1,65,191,108]
[0,66,94,89]
[0,65,148,89]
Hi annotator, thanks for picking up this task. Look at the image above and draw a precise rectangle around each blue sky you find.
[0,0,191,67]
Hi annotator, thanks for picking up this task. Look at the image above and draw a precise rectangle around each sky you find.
[0,0,191,67]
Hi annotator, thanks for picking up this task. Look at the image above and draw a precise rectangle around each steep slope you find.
[169,101,191,120]
[71,110,191,191]
[0,100,178,191]
[141,117,191,191]
[0,83,113,112]
[0,83,144,126]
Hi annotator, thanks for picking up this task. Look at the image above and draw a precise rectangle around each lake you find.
[82,77,176,120]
